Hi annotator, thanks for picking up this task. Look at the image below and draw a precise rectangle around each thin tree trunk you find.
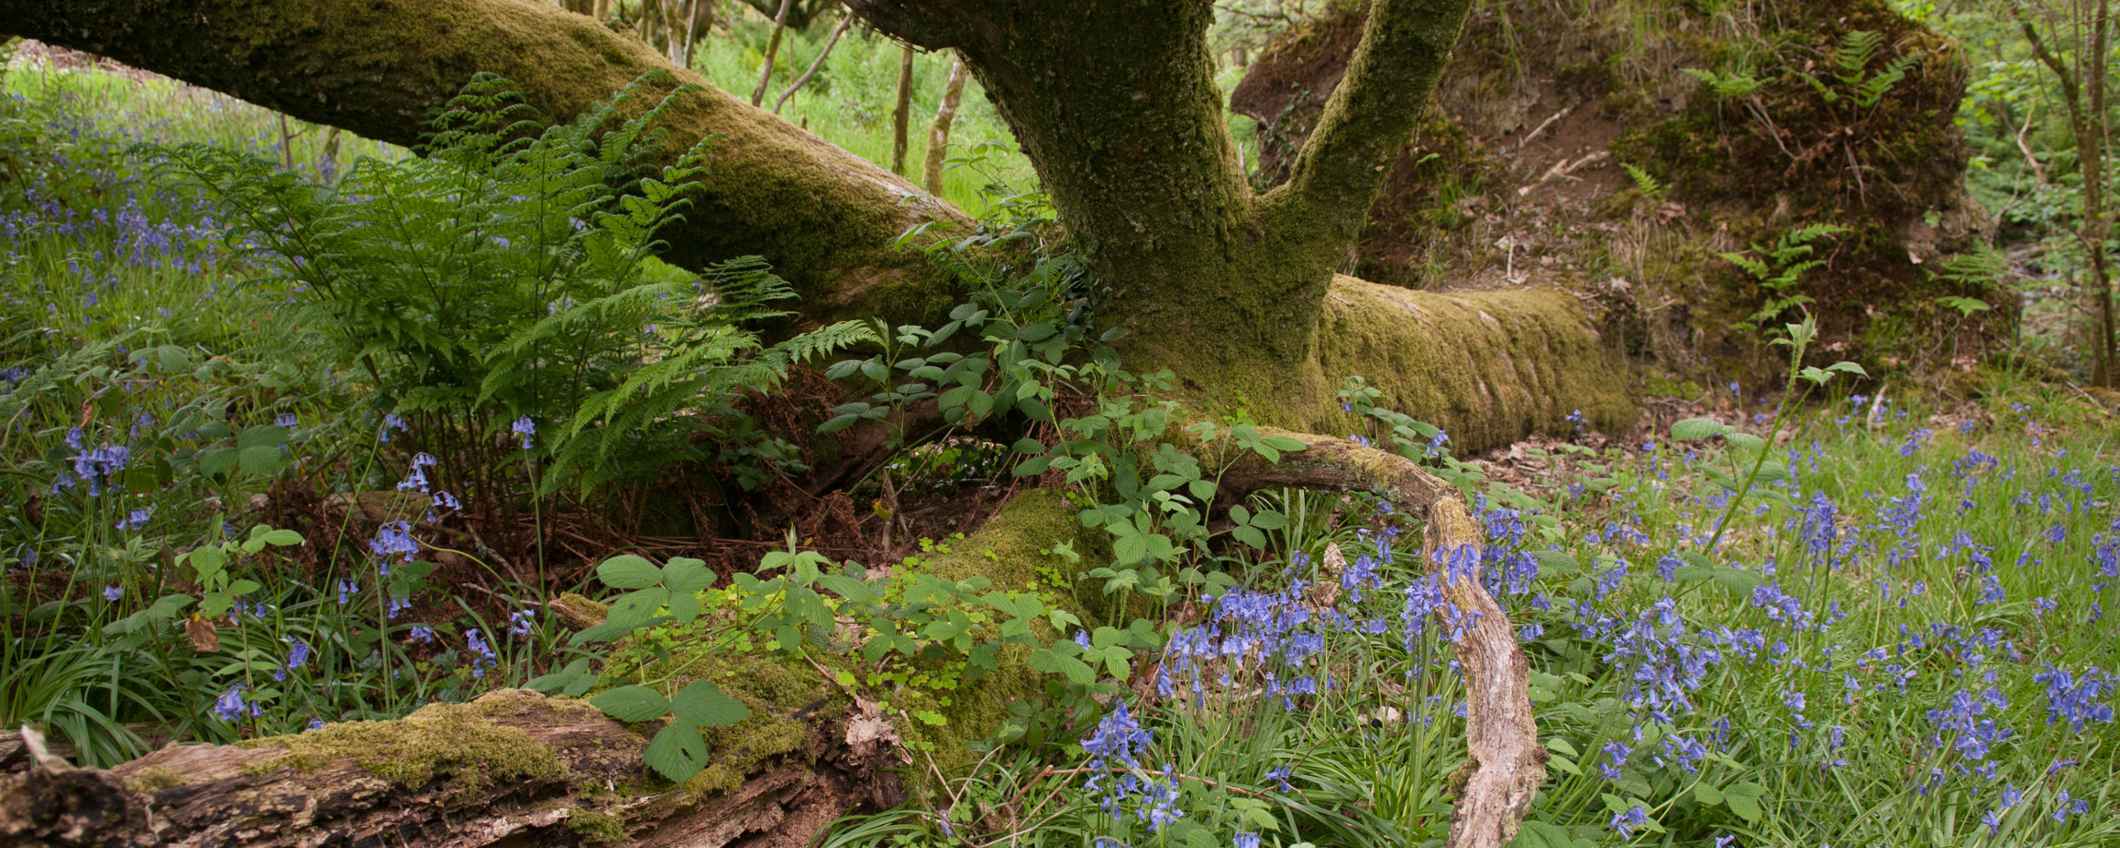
[678,0,711,69]
[2085,0,2113,386]
[890,43,915,174]
[316,125,342,182]
[772,7,850,115]
[920,53,966,194]
[750,0,796,107]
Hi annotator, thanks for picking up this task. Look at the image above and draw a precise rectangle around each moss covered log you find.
[0,0,971,321]
[0,492,1092,848]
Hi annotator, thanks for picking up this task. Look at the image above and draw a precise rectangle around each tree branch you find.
[0,0,970,322]
[1258,0,1474,248]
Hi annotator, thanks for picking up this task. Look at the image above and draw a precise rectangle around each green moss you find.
[242,690,569,792]
[124,766,186,793]
[566,807,629,844]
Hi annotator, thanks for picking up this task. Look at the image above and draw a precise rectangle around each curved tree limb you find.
[0,0,971,321]
[1220,429,1546,848]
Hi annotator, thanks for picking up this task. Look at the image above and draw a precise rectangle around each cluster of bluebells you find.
[1078,703,1183,836]
[1156,577,1327,709]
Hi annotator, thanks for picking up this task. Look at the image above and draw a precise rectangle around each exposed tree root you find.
[1220,428,1546,848]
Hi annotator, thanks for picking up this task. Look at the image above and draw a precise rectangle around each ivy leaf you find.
[671,681,751,726]
[597,554,663,589]
[643,723,711,783]
[589,684,670,722]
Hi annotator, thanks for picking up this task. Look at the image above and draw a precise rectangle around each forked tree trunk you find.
[847,0,1508,425]
[921,54,967,195]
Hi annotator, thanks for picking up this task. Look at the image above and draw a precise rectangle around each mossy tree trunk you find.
[845,0,1497,423]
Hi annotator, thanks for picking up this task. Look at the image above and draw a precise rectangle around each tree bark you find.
[2017,0,2115,386]
[890,43,916,175]
[847,0,1481,418]
[2,690,898,847]
[750,0,797,107]
[921,54,968,195]
[0,0,971,323]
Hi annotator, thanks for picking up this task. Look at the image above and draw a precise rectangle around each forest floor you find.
[3,52,2117,848]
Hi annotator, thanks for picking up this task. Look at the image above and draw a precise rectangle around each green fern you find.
[1622,163,1667,200]
[154,73,857,499]
[1682,66,1764,99]
[1724,223,1848,336]
[1804,30,1917,110]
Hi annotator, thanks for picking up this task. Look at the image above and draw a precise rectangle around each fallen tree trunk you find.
[0,0,972,322]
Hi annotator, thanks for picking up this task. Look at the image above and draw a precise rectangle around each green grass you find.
[822,383,2117,847]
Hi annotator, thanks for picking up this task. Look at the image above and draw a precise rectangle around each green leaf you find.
[662,557,712,595]
[1509,820,1582,848]
[258,528,304,547]
[643,723,711,782]
[1670,417,1728,441]
[1723,781,1766,822]
[671,681,752,726]
[1692,781,1725,806]
[590,685,671,722]
[237,445,285,476]
[597,554,663,589]
[605,586,669,631]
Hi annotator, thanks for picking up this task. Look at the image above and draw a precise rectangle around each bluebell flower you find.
[1264,765,1294,793]
[2032,665,2114,732]
[1599,740,1631,780]
[102,585,122,602]
[1608,805,1648,838]
[511,416,535,450]
[368,520,418,567]
[466,628,496,678]
[275,412,297,429]
[211,684,260,722]
[115,506,153,532]
[508,608,535,638]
